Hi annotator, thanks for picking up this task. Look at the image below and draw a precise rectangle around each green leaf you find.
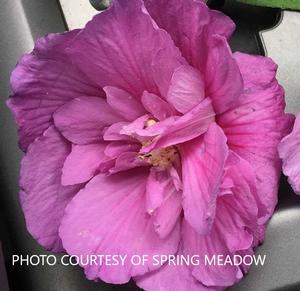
[237,0,300,10]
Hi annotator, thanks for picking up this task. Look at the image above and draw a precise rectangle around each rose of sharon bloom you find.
[279,114,300,194]
[8,0,293,290]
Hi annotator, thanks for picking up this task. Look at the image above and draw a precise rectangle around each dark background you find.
[0,0,300,290]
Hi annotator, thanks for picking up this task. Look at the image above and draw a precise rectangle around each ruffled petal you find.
[62,143,107,186]
[182,220,243,288]
[105,141,140,158]
[141,98,215,152]
[208,10,235,39]
[183,152,264,287]
[7,30,100,151]
[104,86,146,121]
[218,52,294,218]
[145,169,169,214]
[153,189,181,239]
[53,97,122,144]
[19,126,81,251]
[204,35,243,114]
[67,0,184,98]
[110,152,149,174]
[146,169,182,238]
[59,169,180,283]
[141,91,175,120]
[221,152,267,224]
[144,0,208,67]
[167,65,205,114]
[103,122,132,141]
[180,123,228,234]
[136,257,216,291]
[144,0,242,113]
[279,115,300,194]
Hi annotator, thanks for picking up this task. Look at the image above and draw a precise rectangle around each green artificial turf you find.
[238,0,300,10]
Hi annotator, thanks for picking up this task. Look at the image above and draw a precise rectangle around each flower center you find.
[139,118,179,169]
[140,146,179,169]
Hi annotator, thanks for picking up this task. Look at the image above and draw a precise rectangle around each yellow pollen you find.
[140,118,179,169]
[140,146,178,169]
[145,118,157,128]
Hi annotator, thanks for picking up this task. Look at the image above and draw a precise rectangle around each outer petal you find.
[182,220,243,288]
[53,97,122,144]
[180,123,228,234]
[218,53,294,217]
[208,10,235,39]
[104,86,146,121]
[7,30,100,151]
[20,126,81,251]
[279,115,300,194]
[136,257,216,291]
[62,143,107,186]
[144,0,235,62]
[59,169,180,283]
[144,0,242,113]
[183,152,264,287]
[67,0,184,98]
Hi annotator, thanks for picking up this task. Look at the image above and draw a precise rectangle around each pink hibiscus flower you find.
[279,114,300,194]
[7,0,293,290]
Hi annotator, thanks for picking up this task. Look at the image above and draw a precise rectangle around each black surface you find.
[0,0,299,290]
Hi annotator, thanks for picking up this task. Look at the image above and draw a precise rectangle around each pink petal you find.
[222,152,267,224]
[180,123,228,234]
[120,115,150,141]
[105,141,140,158]
[7,30,100,151]
[182,153,265,287]
[19,126,81,251]
[144,0,210,66]
[144,1,242,113]
[146,169,182,238]
[208,10,235,39]
[153,189,182,239]
[279,115,300,194]
[53,97,122,144]
[151,48,186,99]
[145,169,169,214]
[136,255,214,291]
[205,35,243,114]
[104,86,146,121]
[103,122,132,141]
[59,169,180,283]
[67,0,183,98]
[218,52,294,218]
[144,0,235,64]
[62,143,107,186]
[167,65,205,114]
[141,91,175,120]
[109,152,148,174]
[182,220,244,288]
[142,98,215,152]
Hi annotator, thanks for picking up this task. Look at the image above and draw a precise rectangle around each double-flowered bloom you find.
[8,0,293,290]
